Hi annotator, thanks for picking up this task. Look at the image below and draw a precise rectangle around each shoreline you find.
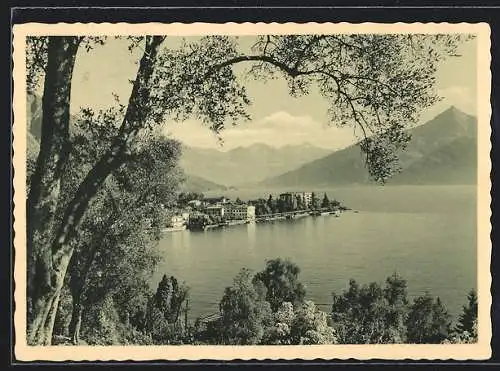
[186,208,346,232]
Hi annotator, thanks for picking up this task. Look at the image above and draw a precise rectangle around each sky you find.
[63,35,477,151]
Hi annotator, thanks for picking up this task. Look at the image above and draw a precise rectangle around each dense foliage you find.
[330,274,475,344]
[49,253,477,345]
[253,258,307,312]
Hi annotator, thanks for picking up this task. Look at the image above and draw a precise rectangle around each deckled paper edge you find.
[12,21,492,361]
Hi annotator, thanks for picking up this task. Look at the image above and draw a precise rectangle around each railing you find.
[197,312,221,323]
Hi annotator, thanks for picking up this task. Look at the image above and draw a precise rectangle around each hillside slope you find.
[182,174,228,193]
[258,106,477,187]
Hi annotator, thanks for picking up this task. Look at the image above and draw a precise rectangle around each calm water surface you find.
[152,185,477,321]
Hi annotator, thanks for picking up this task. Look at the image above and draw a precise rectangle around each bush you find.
[119,324,154,345]
[262,301,336,345]
[406,294,451,344]
[455,290,478,336]
[331,274,408,344]
[253,258,306,312]
[219,268,272,345]
[82,296,121,345]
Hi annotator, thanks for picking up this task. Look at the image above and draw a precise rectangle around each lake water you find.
[152,185,477,322]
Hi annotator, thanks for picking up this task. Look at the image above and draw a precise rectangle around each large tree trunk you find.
[67,224,109,344]
[26,36,80,337]
[65,183,157,344]
[27,248,69,345]
[49,35,165,256]
[68,291,84,345]
[27,36,164,345]
[68,260,86,345]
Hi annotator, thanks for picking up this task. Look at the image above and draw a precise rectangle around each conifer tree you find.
[321,193,330,209]
[455,289,478,335]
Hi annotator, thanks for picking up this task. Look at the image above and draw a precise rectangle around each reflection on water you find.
[152,185,477,321]
[247,221,256,249]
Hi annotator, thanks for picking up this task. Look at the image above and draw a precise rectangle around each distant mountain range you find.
[257,106,477,188]
[179,143,330,186]
[181,174,228,193]
[25,94,227,193]
[26,93,478,191]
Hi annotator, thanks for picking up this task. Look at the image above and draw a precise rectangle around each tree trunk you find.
[28,36,165,345]
[69,296,83,345]
[27,36,80,326]
[45,289,61,344]
[67,228,109,344]
[27,247,68,345]
[49,35,165,264]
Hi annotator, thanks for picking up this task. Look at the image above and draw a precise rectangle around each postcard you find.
[12,21,492,361]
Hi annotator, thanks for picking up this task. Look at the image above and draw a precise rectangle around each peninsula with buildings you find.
[163,191,347,232]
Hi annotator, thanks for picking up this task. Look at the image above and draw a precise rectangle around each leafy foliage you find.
[26,37,48,94]
[455,289,478,336]
[261,301,295,344]
[253,258,307,312]
[406,294,452,343]
[446,319,478,344]
[331,274,422,344]
[82,296,121,345]
[291,301,336,344]
[218,268,272,345]
[246,34,473,181]
[154,275,190,324]
[151,36,252,135]
[262,301,336,345]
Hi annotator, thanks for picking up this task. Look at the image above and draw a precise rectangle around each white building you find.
[169,215,185,228]
[302,192,313,208]
[205,205,225,219]
[187,200,202,208]
[204,196,229,206]
[225,204,256,221]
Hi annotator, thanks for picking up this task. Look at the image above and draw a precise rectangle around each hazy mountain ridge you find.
[181,174,228,193]
[26,94,227,193]
[257,106,477,188]
[179,142,331,186]
[26,94,477,190]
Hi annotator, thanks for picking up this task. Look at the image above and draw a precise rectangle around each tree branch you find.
[206,55,300,78]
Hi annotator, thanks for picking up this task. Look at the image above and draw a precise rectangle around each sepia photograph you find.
[12,22,491,361]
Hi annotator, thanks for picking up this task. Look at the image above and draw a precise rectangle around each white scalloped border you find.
[12,21,493,35]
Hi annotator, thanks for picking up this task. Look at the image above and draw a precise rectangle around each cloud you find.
[258,111,321,129]
[164,120,223,148]
[166,111,356,150]
[417,85,477,123]
[437,86,476,114]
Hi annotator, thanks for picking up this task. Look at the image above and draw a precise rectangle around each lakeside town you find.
[163,191,348,232]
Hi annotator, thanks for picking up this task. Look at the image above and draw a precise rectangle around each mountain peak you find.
[259,105,478,187]
[441,105,474,120]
